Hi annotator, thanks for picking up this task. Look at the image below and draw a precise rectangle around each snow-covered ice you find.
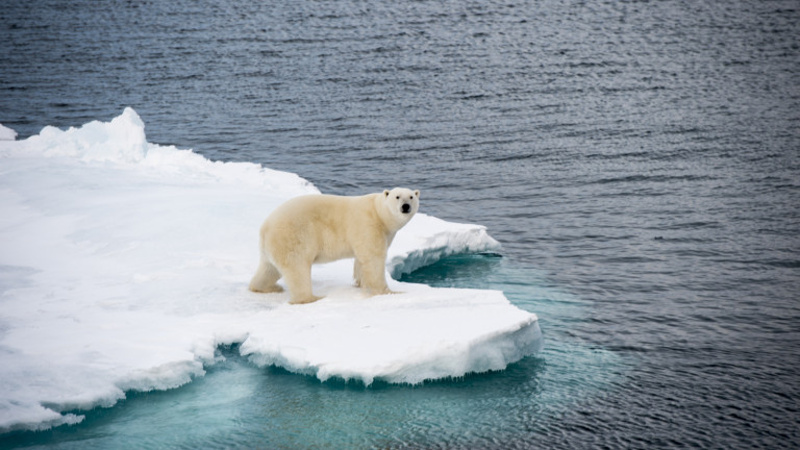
[0,124,16,141]
[0,109,542,433]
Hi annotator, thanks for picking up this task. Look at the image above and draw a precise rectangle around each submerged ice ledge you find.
[0,109,542,433]
[241,288,541,386]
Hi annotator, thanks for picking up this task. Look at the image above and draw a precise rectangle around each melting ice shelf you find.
[0,109,542,433]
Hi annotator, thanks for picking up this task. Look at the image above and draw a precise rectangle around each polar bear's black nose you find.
[402,203,411,213]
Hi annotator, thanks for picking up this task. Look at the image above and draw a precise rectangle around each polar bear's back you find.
[260,193,380,264]
[265,193,376,228]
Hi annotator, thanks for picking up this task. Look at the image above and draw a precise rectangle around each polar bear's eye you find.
[396,196,400,199]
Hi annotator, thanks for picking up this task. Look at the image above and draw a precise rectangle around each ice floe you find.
[0,109,541,432]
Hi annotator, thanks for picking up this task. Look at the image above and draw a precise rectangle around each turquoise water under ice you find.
[3,256,623,449]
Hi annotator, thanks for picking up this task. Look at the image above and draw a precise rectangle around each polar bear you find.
[249,188,420,304]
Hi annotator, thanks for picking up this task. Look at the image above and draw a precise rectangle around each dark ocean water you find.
[2,0,799,448]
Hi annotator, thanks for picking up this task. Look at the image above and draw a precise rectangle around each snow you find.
[0,124,16,141]
[0,109,542,433]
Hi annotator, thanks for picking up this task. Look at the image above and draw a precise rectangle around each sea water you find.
[1,0,798,448]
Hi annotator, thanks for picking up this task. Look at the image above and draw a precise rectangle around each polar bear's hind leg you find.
[280,261,322,304]
[249,260,284,293]
[353,259,362,287]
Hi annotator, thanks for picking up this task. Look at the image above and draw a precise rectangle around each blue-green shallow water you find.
[2,0,800,447]
[2,256,623,449]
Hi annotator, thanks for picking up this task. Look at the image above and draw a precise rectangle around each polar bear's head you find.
[381,187,420,227]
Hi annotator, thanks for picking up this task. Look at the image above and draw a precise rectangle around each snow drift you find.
[0,109,542,433]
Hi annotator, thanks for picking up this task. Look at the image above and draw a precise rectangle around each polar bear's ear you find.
[414,190,420,198]
[384,190,390,197]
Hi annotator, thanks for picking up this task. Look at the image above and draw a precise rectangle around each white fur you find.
[249,188,420,304]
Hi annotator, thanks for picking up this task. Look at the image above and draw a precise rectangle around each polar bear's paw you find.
[251,285,284,294]
[289,295,323,305]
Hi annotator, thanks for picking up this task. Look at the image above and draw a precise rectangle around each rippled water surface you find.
[2,0,799,447]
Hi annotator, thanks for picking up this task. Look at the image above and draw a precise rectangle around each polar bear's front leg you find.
[355,253,395,296]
